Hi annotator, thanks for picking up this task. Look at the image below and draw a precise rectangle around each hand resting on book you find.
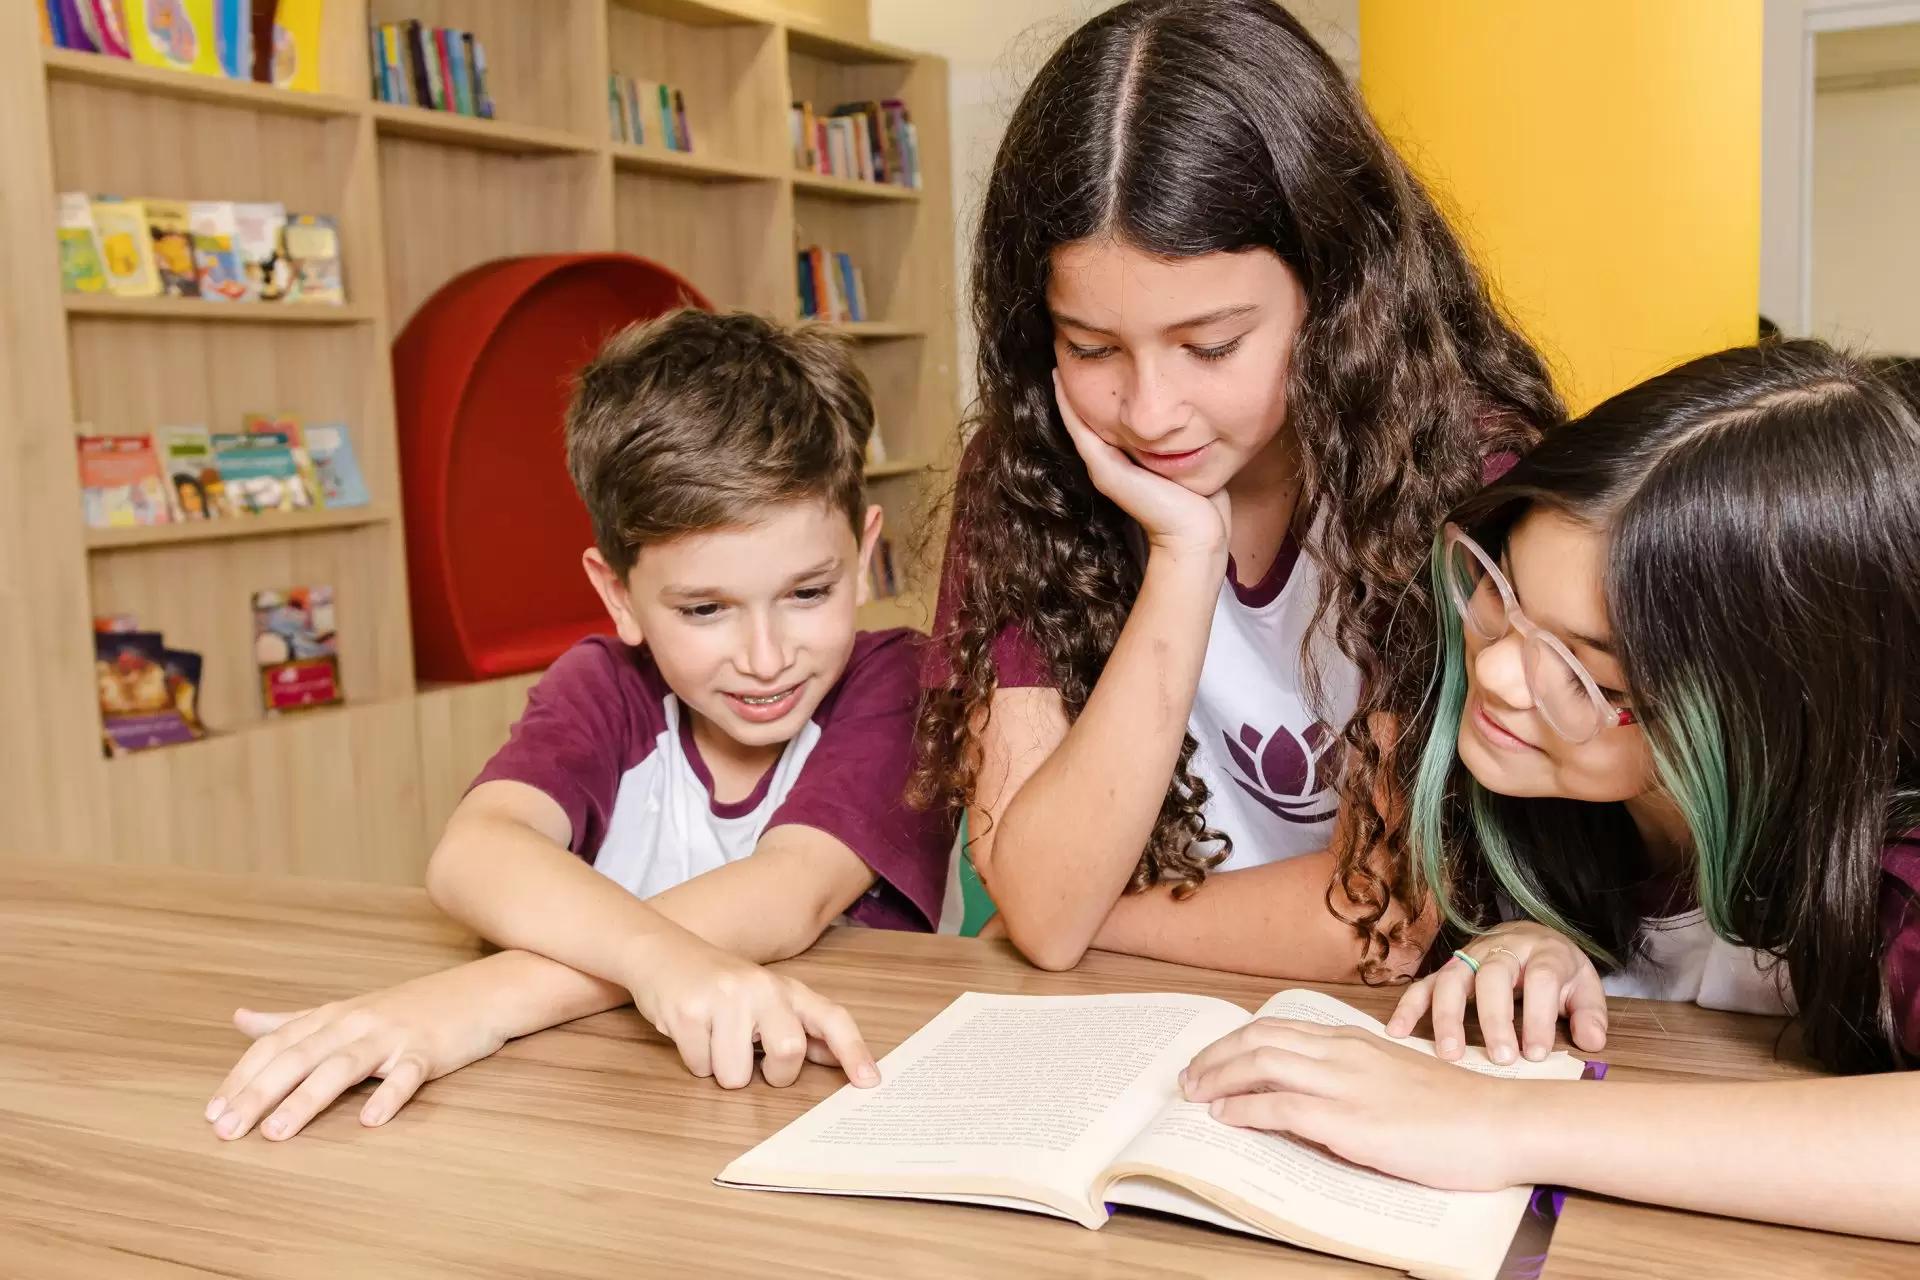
[1384,921,1609,1066]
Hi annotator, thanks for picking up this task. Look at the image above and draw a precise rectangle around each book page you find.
[718,991,1250,1225]
[1104,993,1587,1279]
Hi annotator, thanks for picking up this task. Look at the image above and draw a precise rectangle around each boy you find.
[204,311,954,1142]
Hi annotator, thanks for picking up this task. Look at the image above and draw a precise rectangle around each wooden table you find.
[1,864,1912,1279]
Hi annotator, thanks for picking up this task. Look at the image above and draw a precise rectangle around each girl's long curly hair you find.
[911,0,1562,972]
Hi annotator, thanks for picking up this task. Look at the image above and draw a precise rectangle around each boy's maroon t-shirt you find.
[472,628,952,932]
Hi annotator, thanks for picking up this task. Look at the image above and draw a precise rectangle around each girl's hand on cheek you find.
[1179,1019,1530,1193]
[1053,371,1231,565]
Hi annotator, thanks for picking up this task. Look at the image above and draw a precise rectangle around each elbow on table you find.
[1002,913,1093,972]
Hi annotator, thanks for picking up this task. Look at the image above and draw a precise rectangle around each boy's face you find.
[584,499,885,749]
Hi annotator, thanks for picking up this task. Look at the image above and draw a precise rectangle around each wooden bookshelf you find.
[3,2,957,881]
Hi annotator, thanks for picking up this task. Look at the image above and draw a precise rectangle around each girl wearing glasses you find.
[1182,341,1920,1239]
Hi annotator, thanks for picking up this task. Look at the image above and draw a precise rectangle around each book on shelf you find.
[304,423,369,507]
[56,192,108,294]
[370,20,493,118]
[797,247,866,323]
[189,201,247,302]
[127,0,224,78]
[43,1,320,92]
[790,99,921,189]
[144,199,200,298]
[241,413,325,505]
[271,0,321,91]
[95,624,205,756]
[77,433,172,528]
[93,197,160,298]
[213,429,313,513]
[282,213,344,304]
[157,424,234,519]
[867,534,899,600]
[252,585,341,714]
[608,75,692,150]
[719,987,1589,1280]
[232,201,291,302]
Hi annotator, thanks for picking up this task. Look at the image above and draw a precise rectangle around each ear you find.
[853,504,885,608]
[582,547,645,646]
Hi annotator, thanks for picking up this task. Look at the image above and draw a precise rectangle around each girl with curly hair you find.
[913,0,1561,977]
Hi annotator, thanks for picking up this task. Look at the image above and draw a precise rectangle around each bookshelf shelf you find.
[785,28,918,65]
[40,47,362,120]
[790,171,922,203]
[610,0,765,24]
[609,143,774,183]
[63,296,375,324]
[368,102,600,156]
[83,506,395,552]
[828,321,926,340]
[864,458,929,480]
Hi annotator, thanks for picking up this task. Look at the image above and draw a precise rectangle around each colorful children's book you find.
[251,586,341,713]
[77,434,172,528]
[213,435,312,514]
[53,0,93,52]
[144,199,200,298]
[129,0,222,76]
[156,424,229,520]
[188,201,245,301]
[96,630,201,755]
[270,0,321,91]
[282,212,343,304]
[56,192,108,294]
[304,423,369,507]
[93,198,160,297]
[231,200,289,302]
[71,0,132,56]
[214,0,249,79]
[241,413,324,506]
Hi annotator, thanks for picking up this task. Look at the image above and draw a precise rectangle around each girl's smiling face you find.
[1047,237,1308,497]
[1456,508,1655,805]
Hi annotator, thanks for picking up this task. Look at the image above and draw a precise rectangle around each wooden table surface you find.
[1,863,1914,1280]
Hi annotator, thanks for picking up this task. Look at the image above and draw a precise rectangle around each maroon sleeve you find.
[1482,449,1520,485]
[770,628,956,931]
[468,637,664,863]
[1879,836,1920,1059]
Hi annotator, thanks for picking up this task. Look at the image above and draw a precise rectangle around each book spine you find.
[433,28,455,113]
[674,88,691,151]
[44,1,64,49]
[462,33,480,117]
[626,77,643,146]
[406,21,432,110]
[657,82,674,151]
[449,31,471,115]
[367,21,383,101]
[796,251,815,319]
[472,39,494,118]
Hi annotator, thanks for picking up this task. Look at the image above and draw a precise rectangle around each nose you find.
[1116,353,1189,446]
[739,609,791,683]
[1472,628,1534,713]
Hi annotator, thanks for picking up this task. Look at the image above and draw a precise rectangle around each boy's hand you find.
[629,936,879,1090]
[205,962,517,1142]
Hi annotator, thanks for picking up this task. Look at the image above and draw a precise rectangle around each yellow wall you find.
[1359,1,1763,411]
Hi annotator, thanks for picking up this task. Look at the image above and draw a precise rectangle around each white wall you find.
[1811,50,1920,353]
[869,0,1359,405]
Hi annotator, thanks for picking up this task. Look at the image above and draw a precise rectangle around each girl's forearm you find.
[988,546,1224,969]
[1510,1075,1920,1241]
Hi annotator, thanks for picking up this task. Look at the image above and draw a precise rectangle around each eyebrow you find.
[1050,303,1260,337]
[659,557,840,601]
[1498,550,1616,656]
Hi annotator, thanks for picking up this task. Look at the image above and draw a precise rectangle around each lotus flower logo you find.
[1222,719,1340,824]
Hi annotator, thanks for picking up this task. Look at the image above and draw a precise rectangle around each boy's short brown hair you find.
[566,308,875,577]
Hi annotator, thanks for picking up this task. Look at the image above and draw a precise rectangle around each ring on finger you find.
[1484,945,1520,966]
[1449,948,1481,974]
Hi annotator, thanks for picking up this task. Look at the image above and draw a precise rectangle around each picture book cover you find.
[212,431,312,513]
[56,192,108,294]
[144,199,200,298]
[93,198,160,298]
[156,424,230,520]
[214,0,249,79]
[96,630,200,755]
[304,423,370,507]
[129,0,222,77]
[77,434,172,528]
[242,413,324,505]
[231,201,290,302]
[282,213,344,304]
[189,201,246,301]
[251,586,341,714]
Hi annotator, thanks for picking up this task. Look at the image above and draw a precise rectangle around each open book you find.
[719,989,1588,1280]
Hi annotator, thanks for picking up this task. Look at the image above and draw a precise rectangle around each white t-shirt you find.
[1602,911,1796,1016]
[986,535,1361,871]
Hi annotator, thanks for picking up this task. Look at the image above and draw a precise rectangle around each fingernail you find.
[1492,1044,1514,1064]
[1525,1045,1546,1061]
[264,1116,286,1139]
[1208,1100,1225,1117]
[1440,1037,1459,1056]
[1386,1021,1404,1036]
[856,1064,879,1086]
[215,1114,242,1139]
[205,1098,226,1123]
[363,1106,386,1126]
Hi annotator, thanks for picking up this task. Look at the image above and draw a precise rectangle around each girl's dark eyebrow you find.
[1050,303,1259,337]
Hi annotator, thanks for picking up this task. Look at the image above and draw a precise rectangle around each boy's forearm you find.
[1085,852,1380,982]
[474,948,633,1040]
[1508,1075,1920,1241]
[989,548,1221,969]
[646,825,876,963]
[427,810,696,990]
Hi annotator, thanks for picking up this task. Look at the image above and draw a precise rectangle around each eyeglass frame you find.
[1440,522,1636,745]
